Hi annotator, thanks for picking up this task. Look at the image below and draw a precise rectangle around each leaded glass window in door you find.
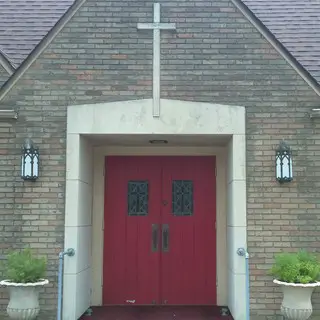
[172,180,193,216]
[128,181,149,216]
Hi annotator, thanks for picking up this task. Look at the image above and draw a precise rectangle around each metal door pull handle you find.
[151,224,158,252]
[162,224,169,252]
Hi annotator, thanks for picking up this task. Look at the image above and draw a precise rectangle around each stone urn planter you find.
[273,279,320,320]
[0,279,49,320]
[0,249,48,320]
[269,250,320,320]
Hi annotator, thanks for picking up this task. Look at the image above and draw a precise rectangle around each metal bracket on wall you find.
[220,307,230,316]
[84,308,93,316]
[237,247,246,257]
[63,248,75,257]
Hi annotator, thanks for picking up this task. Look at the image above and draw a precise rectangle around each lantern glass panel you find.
[23,153,31,177]
[282,153,291,179]
[33,154,39,177]
[21,145,39,180]
[276,154,282,179]
[275,142,293,183]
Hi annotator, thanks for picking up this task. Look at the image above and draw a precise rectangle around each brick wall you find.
[0,64,9,88]
[0,0,320,319]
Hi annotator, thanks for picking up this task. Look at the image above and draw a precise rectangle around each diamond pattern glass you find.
[172,180,193,216]
[128,181,149,216]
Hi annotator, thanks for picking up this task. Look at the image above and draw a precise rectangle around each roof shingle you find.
[0,0,74,67]
[1,0,320,85]
[242,0,320,83]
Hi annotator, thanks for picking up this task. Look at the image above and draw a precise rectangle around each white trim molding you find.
[64,98,247,320]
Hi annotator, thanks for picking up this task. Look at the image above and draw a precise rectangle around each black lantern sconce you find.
[21,138,39,181]
[275,140,293,183]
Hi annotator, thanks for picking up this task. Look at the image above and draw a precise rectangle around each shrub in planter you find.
[269,250,320,320]
[0,248,49,320]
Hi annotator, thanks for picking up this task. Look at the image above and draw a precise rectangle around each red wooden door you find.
[103,156,216,305]
[103,156,161,305]
[160,157,216,305]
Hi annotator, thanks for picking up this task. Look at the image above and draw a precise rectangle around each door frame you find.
[92,146,227,306]
[64,98,247,320]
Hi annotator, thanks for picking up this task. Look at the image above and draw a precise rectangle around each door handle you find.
[151,224,158,252]
[162,224,169,252]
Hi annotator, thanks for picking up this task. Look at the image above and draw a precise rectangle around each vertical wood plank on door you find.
[161,156,217,305]
[103,157,161,305]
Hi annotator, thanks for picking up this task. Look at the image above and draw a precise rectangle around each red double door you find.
[103,156,216,305]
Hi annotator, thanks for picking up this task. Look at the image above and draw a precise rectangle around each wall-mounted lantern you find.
[21,138,39,181]
[275,140,293,183]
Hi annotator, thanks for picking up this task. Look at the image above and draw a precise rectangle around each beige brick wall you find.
[0,121,64,319]
[0,0,320,319]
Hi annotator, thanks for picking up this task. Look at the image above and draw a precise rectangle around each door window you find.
[127,180,149,216]
[172,180,193,216]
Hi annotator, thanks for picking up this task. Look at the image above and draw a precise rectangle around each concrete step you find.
[79,306,233,320]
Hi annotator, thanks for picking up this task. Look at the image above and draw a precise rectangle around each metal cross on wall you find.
[137,3,176,117]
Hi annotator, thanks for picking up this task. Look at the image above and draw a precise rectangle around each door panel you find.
[103,156,161,305]
[103,156,216,306]
[160,157,216,305]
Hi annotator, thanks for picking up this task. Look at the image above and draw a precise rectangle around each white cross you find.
[137,3,176,117]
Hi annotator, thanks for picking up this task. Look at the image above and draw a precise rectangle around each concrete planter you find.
[0,279,49,320]
[274,279,320,320]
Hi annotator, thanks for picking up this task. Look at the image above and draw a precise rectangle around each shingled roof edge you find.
[1,0,320,101]
[231,0,320,96]
[0,48,15,75]
[0,0,87,102]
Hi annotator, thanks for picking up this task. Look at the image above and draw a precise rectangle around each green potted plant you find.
[269,250,320,320]
[0,248,49,320]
